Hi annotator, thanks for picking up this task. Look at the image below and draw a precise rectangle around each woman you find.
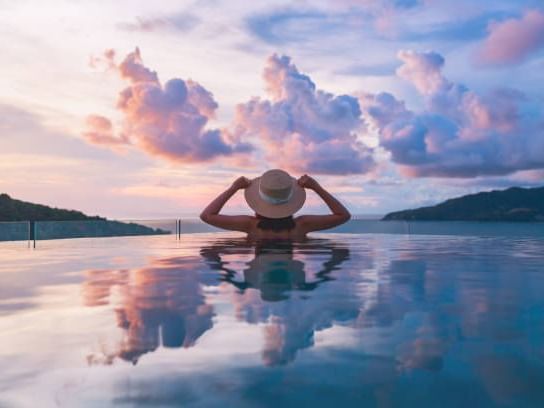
[200,169,350,239]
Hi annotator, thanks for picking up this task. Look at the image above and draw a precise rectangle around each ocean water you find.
[1,232,544,407]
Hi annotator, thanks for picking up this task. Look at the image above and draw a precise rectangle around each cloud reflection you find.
[200,239,357,366]
[78,233,544,405]
[4,234,544,406]
[83,257,215,365]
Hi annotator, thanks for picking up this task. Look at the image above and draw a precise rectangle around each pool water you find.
[1,233,544,407]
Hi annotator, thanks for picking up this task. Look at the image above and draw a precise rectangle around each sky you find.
[1,0,544,218]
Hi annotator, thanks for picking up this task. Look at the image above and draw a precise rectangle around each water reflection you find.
[200,239,348,301]
[83,238,358,367]
[83,257,215,364]
[3,234,544,406]
[77,236,544,405]
[201,239,355,365]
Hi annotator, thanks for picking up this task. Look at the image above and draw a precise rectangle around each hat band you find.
[258,185,293,205]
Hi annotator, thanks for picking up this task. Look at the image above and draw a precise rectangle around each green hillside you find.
[0,193,103,222]
[383,187,544,222]
[0,193,168,240]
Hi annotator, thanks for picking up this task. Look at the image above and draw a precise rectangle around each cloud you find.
[88,48,116,70]
[116,13,200,33]
[475,9,544,66]
[246,10,335,45]
[396,50,447,95]
[360,50,544,177]
[85,48,252,163]
[403,11,512,43]
[0,103,122,161]
[244,4,511,51]
[84,256,214,365]
[116,48,158,83]
[83,115,129,148]
[245,1,423,45]
[231,54,375,175]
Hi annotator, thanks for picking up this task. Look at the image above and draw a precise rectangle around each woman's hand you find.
[231,176,251,191]
[297,174,320,190]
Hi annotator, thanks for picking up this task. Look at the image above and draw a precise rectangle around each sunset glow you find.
[2,0,543,218]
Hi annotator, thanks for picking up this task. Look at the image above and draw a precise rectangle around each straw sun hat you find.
[244,169,306,219]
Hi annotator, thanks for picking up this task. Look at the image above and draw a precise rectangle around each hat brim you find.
[244,177,306,219]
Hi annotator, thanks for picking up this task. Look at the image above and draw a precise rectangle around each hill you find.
[0,193,168,240]
[0,193,104,222]
[382,186,544,222]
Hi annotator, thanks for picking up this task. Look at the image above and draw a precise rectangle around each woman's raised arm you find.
[200,177,254,232]
[296,175,351,233]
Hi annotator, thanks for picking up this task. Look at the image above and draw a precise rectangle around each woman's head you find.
[244,169,306,219]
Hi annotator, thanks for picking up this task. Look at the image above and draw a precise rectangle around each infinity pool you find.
[1,233,544,407]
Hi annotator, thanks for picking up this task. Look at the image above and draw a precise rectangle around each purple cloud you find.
[84,48,251,163]
[396,50,447,95]
[232,54,375,175]
[476,9,544,66]
[360,50,544,177]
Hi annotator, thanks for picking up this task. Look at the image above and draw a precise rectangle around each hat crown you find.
[259,169,293,203]
[244,168,305,218]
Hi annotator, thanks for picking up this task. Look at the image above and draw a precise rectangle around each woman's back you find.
[247,216,307,240]
[200,172,350,239]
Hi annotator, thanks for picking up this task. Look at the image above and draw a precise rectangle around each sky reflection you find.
[201,239,355,366]
[83,257,214,365]
[1,233,544,407]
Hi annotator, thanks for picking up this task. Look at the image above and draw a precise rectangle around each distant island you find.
[0,193,168,241]
[382,186,544,222]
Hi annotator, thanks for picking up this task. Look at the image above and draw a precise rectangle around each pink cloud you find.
[84,257,214,364]
[88,49,116,70]
[396,50,448,95]
[232,54,375,175]
[476,9,544,66]
[83,115,129,148]
[360,50,544,177]
[117,48,159,83]
[85,48,251,163]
